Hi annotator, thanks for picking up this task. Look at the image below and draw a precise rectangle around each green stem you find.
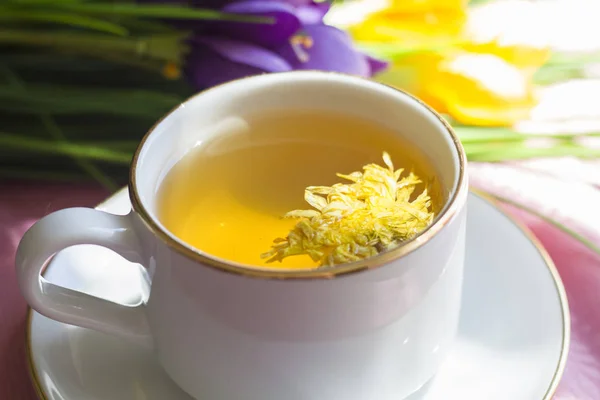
[0,168,89,182]
[477,189,600,259]
[356,40,464,59]
[68,47,169,75]
[0,132,132,164]
[456,127,600,144]
[47,3,272,23]
[0,9,128,36]
[465,144,600,162]
[42,116,119,190]
[0,83,183,118]
[545,50,600,69]
[1,66,118,190]
[85,141,140,151]
[0,30,187,63]
[3,0,83,5]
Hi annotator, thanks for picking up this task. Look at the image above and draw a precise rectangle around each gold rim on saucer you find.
[471,189,571,400]
[24,190,570,400]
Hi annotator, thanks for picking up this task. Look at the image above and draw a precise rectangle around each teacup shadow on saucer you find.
[64,327,192,399]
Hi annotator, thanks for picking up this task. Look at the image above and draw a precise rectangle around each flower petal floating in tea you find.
[261,152,435,267]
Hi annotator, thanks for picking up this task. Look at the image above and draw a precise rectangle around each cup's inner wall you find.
[134,72,461,257]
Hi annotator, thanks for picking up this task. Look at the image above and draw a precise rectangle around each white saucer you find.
[27,190,569,400]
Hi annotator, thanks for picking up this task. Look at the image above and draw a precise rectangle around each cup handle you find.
[16,207,152,345]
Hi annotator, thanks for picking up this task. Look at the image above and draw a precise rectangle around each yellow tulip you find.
[377,51,539,126]
[374,51,449,112]
[462,41,550,73]
[462,0,551,71]
[385,0,469,13]
[346,0,550,126]
[348,8,467,48]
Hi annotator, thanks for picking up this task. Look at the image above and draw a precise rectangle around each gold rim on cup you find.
[128,71,469,279]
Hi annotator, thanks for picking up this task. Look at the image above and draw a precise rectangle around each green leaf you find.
[455,126,600,144]
[464,143,600,162]
[356,40,461,59]
[456,127,525,143]
[0,167,89,182]
[1,51,128,72]
[5,0,84,4]
[545,50,600,68]
[0,8,128,36]
[42,115,118,189]
[0,132,132,164]
[56,46,174,75]
[533,50,600,85]
[83,140,139,151]
[0,30,188,63]
[0,83,182,118]
[533,65,586,86]
[1,65,118,190]
[33,3,273,23]
[113,17,175,34]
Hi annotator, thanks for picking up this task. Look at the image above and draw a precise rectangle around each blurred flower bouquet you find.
[0,0,384,189]
[2,0,600,195]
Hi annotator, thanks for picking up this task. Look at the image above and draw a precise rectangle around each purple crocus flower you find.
[176,0,387,88]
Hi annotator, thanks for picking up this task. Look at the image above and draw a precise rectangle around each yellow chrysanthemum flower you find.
[462,0,551,72]
[262,152,434,267]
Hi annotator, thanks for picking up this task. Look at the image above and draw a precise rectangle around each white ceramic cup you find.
[17,71,468,400]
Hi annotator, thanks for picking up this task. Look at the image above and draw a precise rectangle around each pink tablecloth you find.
[0,182,109,400]
[1,178,599,399]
